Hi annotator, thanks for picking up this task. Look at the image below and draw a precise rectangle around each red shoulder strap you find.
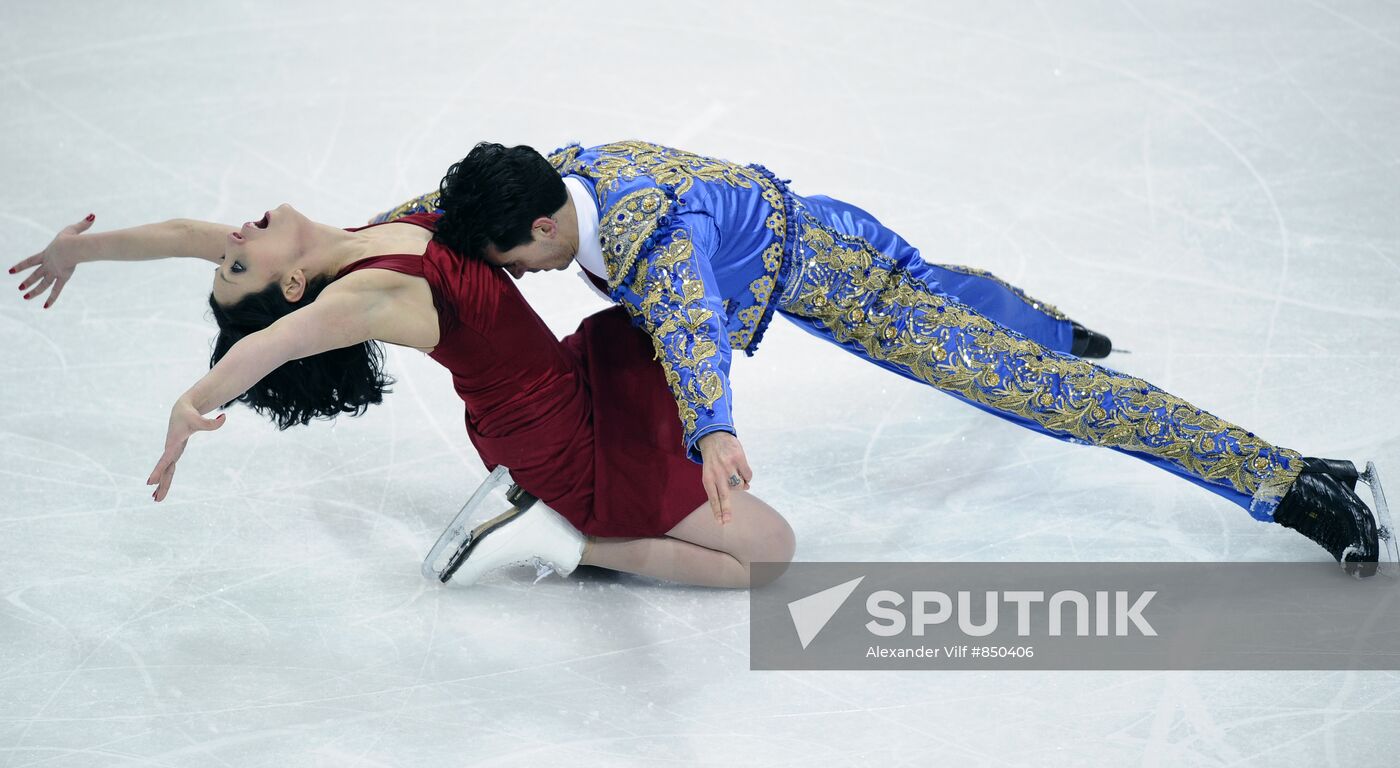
[336,213,441,278]
[336,254,427,279]
[344,211,441,234]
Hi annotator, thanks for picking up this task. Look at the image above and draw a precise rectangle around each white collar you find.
[564,175,604,279]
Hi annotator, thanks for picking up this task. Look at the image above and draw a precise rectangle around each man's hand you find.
[698,431,752,525]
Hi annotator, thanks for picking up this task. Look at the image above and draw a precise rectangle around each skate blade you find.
[1361,461,1398,577]
[422,466,516,584]
[438,506,525,584]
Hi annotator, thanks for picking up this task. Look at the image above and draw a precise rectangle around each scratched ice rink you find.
[2,1,1399,765]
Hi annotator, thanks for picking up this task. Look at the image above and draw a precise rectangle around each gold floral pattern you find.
[780,213,1303,509]
[626,231,727,436]
[579,140,773,197]
[576,141,789,352]
[599,189,672,291]
[546,144,582,172]
[761,242,784,273]
[370,191,441,224]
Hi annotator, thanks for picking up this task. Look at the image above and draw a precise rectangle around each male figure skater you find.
[377,140,1389,574]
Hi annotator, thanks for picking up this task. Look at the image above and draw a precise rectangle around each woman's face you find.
[211,203,309,306]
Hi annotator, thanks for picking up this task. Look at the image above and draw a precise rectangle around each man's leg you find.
[776,205,1303,520]
[919,262,1087,353]
[801,194,1078,353]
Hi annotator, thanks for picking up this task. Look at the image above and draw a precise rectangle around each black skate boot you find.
[1273,457,1380,577]
[1070,322,1113,359]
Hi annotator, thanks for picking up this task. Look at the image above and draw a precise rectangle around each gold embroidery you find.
[583,140,771,196]
[749,275,775,303]
[577,141,788,352]
[627,232,726,435]
[783,214,1303,503]
[372,190,441,223]
[546,144,582,173]
[762,242,783,272]
[599,189,672,291]
[735,305,764,337]
[765,211,785,237]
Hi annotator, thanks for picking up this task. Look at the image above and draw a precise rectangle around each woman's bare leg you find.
[580,490,795,588]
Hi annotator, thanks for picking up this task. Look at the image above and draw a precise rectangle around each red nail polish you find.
[85,213,95,222]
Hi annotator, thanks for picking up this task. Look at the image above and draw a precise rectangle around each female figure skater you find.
[8,206,795,589]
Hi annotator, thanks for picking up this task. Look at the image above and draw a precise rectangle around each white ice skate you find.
[1361,461,1398,576]
[421,467,584,586]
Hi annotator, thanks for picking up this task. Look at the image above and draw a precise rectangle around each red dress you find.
[336,213,707,537]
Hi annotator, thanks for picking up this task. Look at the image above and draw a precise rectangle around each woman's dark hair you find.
[434,142,568,259]
[208,277,393,430]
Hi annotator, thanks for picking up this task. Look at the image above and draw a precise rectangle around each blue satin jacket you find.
[549,141,800,460]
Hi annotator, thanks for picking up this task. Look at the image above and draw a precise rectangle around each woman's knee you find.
[762,510,797,566]
[733,492,796,566]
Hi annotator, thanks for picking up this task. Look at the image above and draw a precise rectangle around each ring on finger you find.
[727,473,742,488]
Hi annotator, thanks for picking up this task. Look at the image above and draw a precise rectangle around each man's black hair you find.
[434,142,568,259]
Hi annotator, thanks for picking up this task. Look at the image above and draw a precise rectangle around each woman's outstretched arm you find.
[146,284,383,501]
[8,214,233,307]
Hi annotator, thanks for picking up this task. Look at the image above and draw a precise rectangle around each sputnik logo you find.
[787,576,865,649]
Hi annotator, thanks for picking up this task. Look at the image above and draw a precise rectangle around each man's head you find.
[434,142,576,278]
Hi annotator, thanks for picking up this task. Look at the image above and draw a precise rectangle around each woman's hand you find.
[147,396,226,502]
[8,214,94,309]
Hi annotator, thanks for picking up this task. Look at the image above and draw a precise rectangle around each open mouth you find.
[231,211,270,242]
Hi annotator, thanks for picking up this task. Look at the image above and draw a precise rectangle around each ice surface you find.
[2,0,1398,765]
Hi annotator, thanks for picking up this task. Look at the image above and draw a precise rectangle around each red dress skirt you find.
[337,214,707,537]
